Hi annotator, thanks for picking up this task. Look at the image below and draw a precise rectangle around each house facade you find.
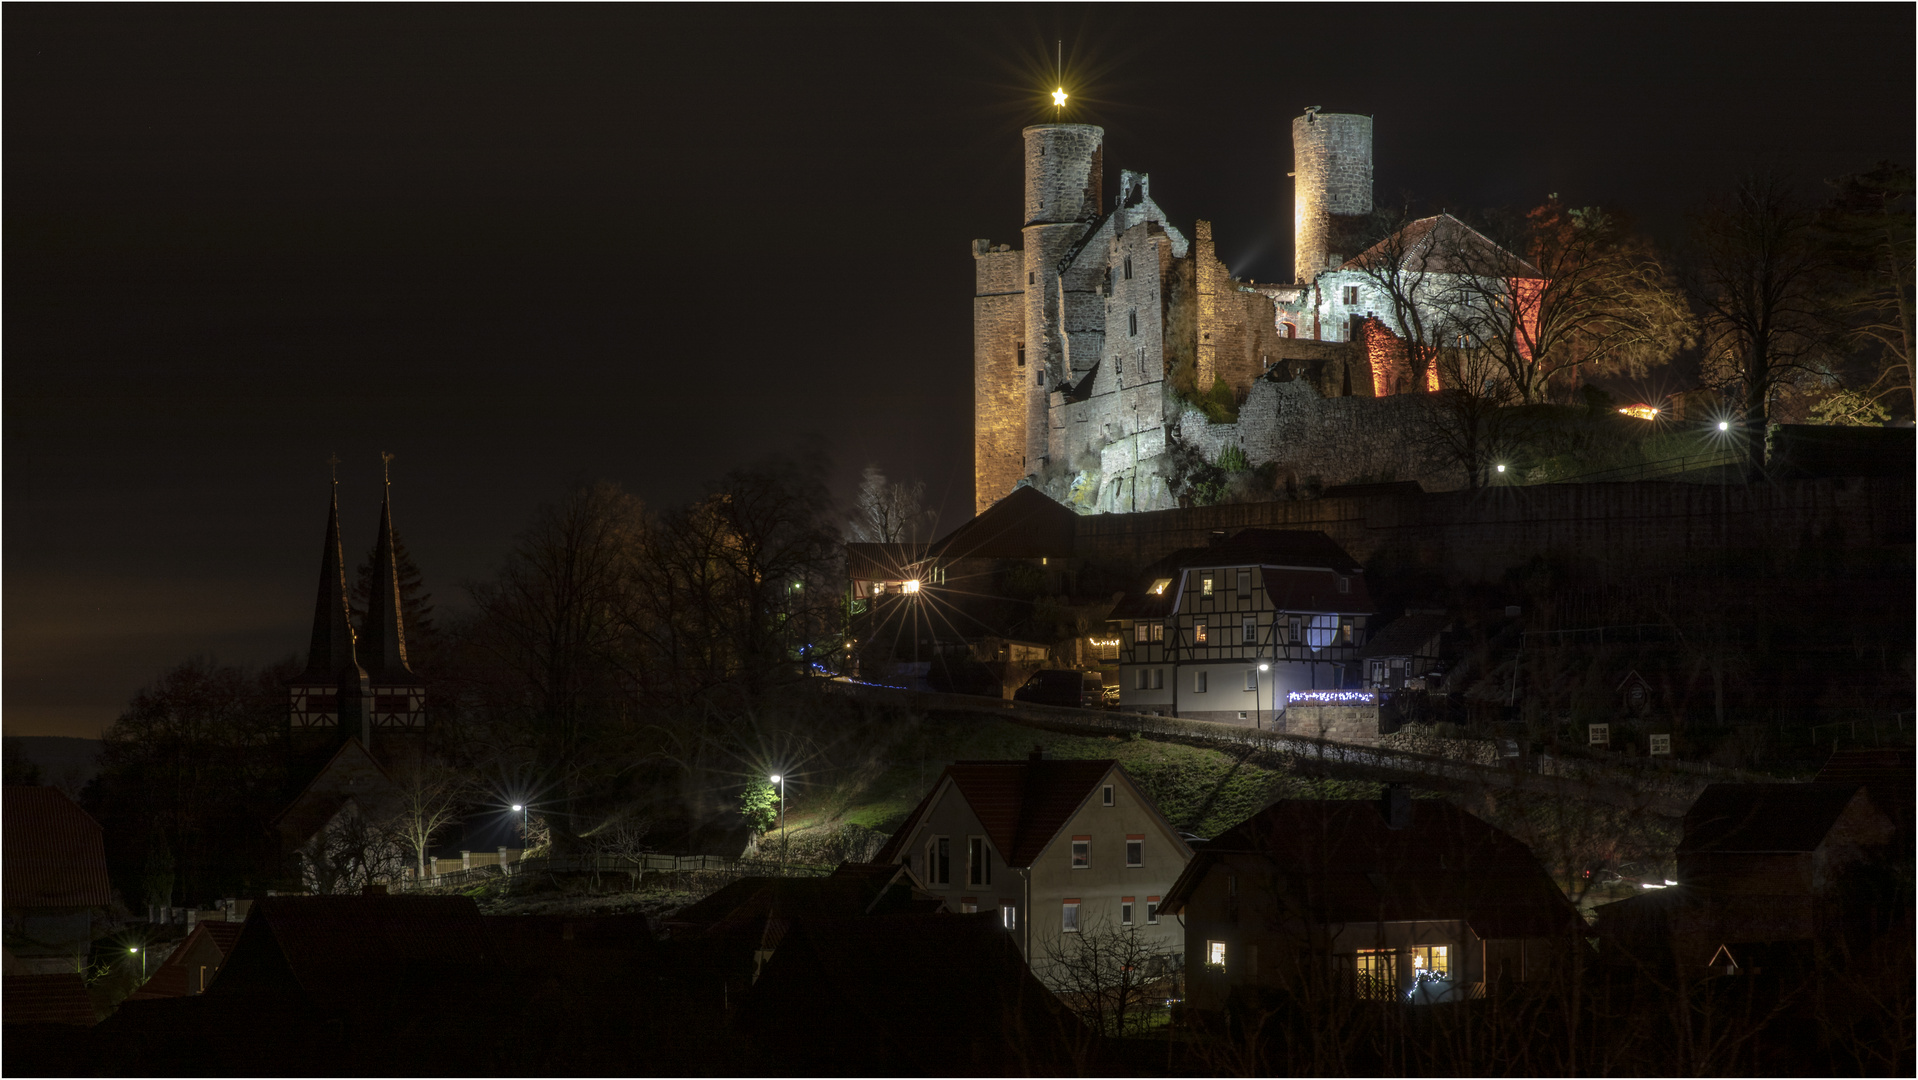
[1162,787,1586,1013]
[1108,529,1375,726]
[873,753,1192,977]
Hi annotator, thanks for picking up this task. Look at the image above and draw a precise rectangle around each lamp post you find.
[511,804,529,863]
[1257,663,1270,730]
[129,945,144,981]
[769,775,786,865]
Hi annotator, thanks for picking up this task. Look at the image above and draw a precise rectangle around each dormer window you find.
[1148,578,1172,596]
[1337,576,1351,594]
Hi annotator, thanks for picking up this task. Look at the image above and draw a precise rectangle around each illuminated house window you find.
[1148,577,1172,596]
[1002,904,1018,931]
[1135,623,1148,644]
[1242,618,1257,644]
[1201,575,1214,596]
[1194,670,1208,693]
[1150,623,1165,642]
[1126,837,1143,866]
[1341,618,1354,644]
[1408,944,1450,983]
[968,837,991,886]
[1071,838,1090,868]
[1121,898,1134,925]
[1194,622,1208,644]
[1207,940,1227,968]
[1063,900,1080,932]
[1102,784,1115,807]
[925,836,950,886]
[1356,949,1395,999]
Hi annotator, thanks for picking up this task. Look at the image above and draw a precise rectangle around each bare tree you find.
[1685,171,1837,471]
[387,750,470,881]
[1447,199,1696,404]
[1416,344,1525,488]
[1036,914,1173,1037]
[1345,202,1466,393]
[847,464,936,544]
[1823,161,1915,419]
[295,805,407,895]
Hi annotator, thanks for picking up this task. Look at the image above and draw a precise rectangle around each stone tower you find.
[1291,109,1373,284]
[286,480,370,744]
[1021,123,1103,475]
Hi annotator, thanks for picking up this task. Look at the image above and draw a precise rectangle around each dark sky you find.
[7,6,1912,738]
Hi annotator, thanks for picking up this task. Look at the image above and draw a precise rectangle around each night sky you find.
[7,7,1911,738]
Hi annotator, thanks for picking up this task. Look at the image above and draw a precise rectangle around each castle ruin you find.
[972,110,1471,515]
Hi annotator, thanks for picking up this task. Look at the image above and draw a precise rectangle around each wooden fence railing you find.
[398,852,833,892]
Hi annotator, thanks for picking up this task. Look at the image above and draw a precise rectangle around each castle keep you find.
[972,110,1469,516]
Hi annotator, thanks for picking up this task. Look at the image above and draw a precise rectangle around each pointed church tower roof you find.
[360,458,420,686]
[299,480,365,684]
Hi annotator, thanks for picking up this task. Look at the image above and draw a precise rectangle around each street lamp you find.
[1257,663,1270,730]
[511,804,529,862]
[769,775,786,864]
[129,945,144,980]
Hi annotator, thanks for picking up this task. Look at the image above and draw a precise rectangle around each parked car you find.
[1013,669,1104,709]
[1101,683,1121,710]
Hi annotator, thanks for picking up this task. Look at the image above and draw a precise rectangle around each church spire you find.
[360,452,417,685]
[302,474,363,682]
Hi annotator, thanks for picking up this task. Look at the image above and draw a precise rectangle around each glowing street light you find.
[1495,464,1507,474]
[901,579,921,594]
[1718,421,1730,432]
[511,803,529,862]
[1256,662,1271,731]
[129,945,145,980]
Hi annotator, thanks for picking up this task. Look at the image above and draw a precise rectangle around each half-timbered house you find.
[1107,529,1375,727]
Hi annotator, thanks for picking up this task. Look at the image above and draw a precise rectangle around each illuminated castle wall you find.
[972,110,1455,517]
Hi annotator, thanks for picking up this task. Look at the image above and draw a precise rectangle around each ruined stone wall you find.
[973,241,1027,514]
[1173,379,1465,492]
[1193,221,1287,399]
[1022,125,1103,472]
[1292,111,1373,285]
[1070,474,1914,584]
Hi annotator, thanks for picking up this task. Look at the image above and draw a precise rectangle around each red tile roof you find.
[3,973,97,1026]
[1342,213,1544,279]
[874,759,1117,868]
[1163,799,1583,939]
[1110,529,1371,620]
[927,485,1078,561]
[3,787,110,908]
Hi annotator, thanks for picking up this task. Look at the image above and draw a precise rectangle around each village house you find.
[1108,529,1375,725]
[1356,611,1452,691]
[1161,785,1586,1014]
[3,786,112,977]
[1594,777,1899,975]
[126,922,245,1000]
[873,752,1192,974]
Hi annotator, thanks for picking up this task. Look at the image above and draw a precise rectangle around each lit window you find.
[1126,838,1143,866]
[1148,578,1172,596]
[1194,670,1208,693]
[1135,623,1148,644]
[1150,623,1165,642]
[1237,570,1251,597]
[1340,618,1353,644]
[1242,618,1257,644]
[1146,898,1160,924]
[1102,785,1115,807]
[968,836,991,886]
[1002,904,1018,931]
[1356,949,1395,999]
[1201,575,1214,596]
[1071,838,1090,868]
[1207,940,1227,968]
[1063,901,1080,932]
[1121,898,1135,925]
[1408,944,1450,982]
[1194,623,1208,645]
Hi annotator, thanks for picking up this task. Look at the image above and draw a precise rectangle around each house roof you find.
[3,973,97,1026]
[208,895,490,1005]
[3,786,111,909]
[873,759,1123,868]
[127,921,250,1000]
[1678,783,1880,855]
[1343,213,1544,279]
[847,542,928,582]
[1161,799,1583,939]
[1109,529,1370,620]
[734,913,1087,1074]
[272,738,399,844]
[666,863,933,937]
[1358,613,1452,660]
[927,485,1078,562]
[1816,748,1914,833]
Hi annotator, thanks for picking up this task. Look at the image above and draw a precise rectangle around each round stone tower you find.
[1021,123,1103,471]
[1291,109,1373,285]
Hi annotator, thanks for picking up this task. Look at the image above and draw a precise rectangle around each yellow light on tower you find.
[1052,87,1068,109]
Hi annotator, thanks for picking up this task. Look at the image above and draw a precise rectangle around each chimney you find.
[1379,783,1412,830]
[1029,745,1050,761]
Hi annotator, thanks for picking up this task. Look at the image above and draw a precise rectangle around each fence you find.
[398,852,833,892]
